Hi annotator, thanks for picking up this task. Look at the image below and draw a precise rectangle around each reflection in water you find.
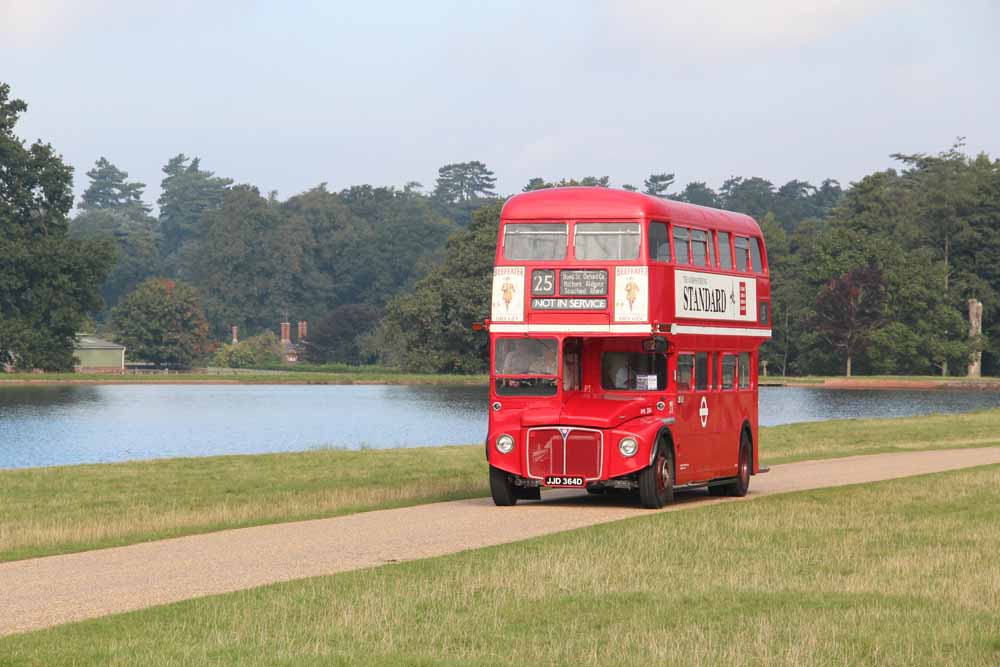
[0,384,998,469]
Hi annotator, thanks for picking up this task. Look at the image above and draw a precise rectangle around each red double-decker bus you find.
[484,187,771,508]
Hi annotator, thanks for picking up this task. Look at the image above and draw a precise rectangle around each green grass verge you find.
[761,408,1000,465]
[2,409,999,564]
[0,446,490,563]
[3,465,999,665]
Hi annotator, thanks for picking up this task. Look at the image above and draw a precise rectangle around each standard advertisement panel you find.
[674,269,757,322]
[491,266,525,322]
[614,266,648,322]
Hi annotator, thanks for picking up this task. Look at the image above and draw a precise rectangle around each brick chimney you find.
[231,325,239,344]
[280,322,291,345]
[298,320,308,339]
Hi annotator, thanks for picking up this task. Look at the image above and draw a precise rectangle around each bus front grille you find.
[526,428,602,480]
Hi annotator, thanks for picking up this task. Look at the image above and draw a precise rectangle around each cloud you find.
[598,0,913,54]
[0,0,100,46]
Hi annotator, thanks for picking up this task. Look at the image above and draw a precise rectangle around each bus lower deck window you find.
[676,354,694,391]
[722,354,737,390]
[738,352,751,389]
[695,352,709,390]
[601,352,667,391]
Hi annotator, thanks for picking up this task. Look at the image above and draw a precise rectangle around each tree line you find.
[2,80,997,376]
[380,144,1000,378]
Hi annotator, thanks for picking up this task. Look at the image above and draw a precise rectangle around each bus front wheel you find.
[639,444,674,509]
[489,466,518,506]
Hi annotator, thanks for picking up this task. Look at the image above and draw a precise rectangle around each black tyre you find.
[719,431,752,497]
[638,442,674,509]
[489,466,517,506]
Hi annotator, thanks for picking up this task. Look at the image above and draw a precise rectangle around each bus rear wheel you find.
[489,466,518,506]
[638,444,674,509]
[720,432,752,497]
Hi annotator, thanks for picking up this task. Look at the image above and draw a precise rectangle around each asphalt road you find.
[2,446,999,637]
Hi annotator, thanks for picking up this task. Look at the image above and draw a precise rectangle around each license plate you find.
[544,476,585,487]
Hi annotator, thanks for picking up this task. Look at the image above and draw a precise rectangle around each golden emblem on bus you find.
[625,277,640,311]
[501,278,516,312]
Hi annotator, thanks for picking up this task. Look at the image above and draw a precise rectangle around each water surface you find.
[1,384,998,469]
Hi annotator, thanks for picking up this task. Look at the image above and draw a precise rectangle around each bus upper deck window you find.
[673,227,690,264]
[749,237,764,273]
[734,236,749,272]
[649,222,670,262]
[503,223,567,261]
[574,222,641,261]
[691,230,709,267]
[718,232,732,270]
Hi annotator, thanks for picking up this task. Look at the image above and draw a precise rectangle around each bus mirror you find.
[643,337,668,354]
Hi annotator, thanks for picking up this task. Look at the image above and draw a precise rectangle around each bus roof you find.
[501,187,762,236]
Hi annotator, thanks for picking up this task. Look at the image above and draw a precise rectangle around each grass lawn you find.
[2,409,999,563]
[2,465,999,665]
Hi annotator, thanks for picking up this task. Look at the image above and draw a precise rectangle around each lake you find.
[1,384,999,469]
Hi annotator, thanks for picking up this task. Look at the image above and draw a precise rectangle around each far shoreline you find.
[1,372,998,390]
[767,376,1000,392]
[0,371,488,387]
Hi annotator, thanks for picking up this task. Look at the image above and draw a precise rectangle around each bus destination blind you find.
[560,270,607,296]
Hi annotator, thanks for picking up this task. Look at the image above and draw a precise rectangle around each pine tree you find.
[79,157,150,213]
[157,154,232,258]
[643,172,675,197]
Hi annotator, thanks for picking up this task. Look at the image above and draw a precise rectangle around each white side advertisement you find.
[614,266,648,322]
[491,266,525,322]
[674,269,756,322]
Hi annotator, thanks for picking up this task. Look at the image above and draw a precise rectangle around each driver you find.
[527,345,556,374]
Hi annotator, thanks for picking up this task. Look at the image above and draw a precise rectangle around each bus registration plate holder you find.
[544,476,585,487]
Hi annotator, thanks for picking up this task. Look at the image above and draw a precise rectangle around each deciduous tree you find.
[111,278,209,366]
[0,82,115,371]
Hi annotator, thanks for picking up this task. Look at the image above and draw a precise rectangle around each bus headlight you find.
[618,437,638,457]
[496,434,515,454]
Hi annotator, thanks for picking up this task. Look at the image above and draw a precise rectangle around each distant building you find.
[279,320,308,363]
[74,335,126,374]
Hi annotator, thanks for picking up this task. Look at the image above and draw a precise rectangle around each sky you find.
[2,0,999,207]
